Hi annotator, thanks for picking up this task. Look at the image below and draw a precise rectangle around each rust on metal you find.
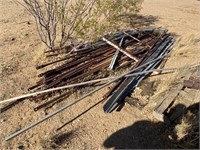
[102,37,139,62]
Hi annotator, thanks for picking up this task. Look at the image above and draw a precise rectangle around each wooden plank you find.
[154,71,192,114]
[154,83,183,114]
[153,92,190,122]
[153,111,164,122]
[153,72,192,121]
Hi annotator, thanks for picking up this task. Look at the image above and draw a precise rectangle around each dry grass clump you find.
[175,103,199,149]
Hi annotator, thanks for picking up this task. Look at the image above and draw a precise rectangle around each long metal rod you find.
[125,68,175,77]
[108,37,124,70]
[4,55,170,141]
[122,31,151,48]
[0,77,112,104]
[102,37,139,62]
[34,91,70,111]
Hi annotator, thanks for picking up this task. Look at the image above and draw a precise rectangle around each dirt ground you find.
[0,0,199,149]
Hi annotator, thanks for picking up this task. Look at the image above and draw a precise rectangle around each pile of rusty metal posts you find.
[3,28,177,141]
[29,28,175,112]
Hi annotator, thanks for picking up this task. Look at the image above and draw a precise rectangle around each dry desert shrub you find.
[19,0,143,50]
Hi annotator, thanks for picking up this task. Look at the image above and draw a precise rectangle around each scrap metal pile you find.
[3,28,176,141]
[30,28,175,112]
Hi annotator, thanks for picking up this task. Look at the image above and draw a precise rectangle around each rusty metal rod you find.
[39,45,114,72]
[102,37,139,62]
[36,53,77,70]
[123,31,141,43]
[34,91,70,111]
[116,61,134,70]
[44,57,100,83]
[47,55,114,88]
[58,57,112,87]
[45,54,114,88]
[39,47,115,78]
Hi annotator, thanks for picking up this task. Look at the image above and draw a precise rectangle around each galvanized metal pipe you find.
[108,37,125,70]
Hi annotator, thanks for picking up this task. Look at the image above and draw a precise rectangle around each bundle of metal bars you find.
[28,28,174,111]
[104,33,175,112]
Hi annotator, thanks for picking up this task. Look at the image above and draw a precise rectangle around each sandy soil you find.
[0,0,199,149]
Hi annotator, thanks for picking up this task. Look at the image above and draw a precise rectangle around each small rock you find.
[17,145,24,150]
[0,118,6,123]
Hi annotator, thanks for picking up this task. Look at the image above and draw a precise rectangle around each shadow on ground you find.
[41,130,76,149]
[121,14,159,28]
[103,121,175,149]
[123,14,179,38]
[51,131,74,148]
[130,15,159,28]
[103,102,199,149]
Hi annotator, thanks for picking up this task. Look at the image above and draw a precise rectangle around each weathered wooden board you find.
[153,72,192,121]
[154,83,183,115]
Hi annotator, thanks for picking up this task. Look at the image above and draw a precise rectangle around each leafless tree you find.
[19,0,143,50]
[20,0,96,50]
[20,0,58,49]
